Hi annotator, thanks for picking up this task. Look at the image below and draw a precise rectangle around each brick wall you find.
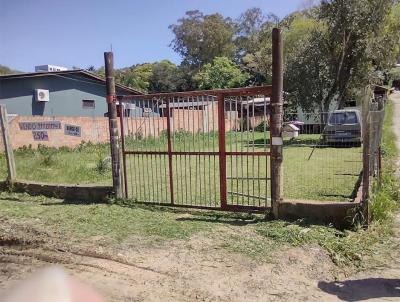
[1,110,240,150]
[4,116,111,149]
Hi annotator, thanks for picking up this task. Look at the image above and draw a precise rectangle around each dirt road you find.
[1,93,400,301]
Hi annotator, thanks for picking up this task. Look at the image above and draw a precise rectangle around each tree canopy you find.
[193,57,249,89]
[169,10,236,67]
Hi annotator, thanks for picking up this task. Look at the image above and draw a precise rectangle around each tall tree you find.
[284,1,399,111]
[319,0,394,108]
[368,2,400,72]
[115,63,153,92]
[193,57,249,89]
[234,9,279,85]
[169,10,236,67]
[148,60,179,93]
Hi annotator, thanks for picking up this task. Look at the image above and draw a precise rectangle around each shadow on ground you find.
[318,278,400,301]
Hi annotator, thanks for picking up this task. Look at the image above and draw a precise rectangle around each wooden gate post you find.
[361,87,371,224]
[104,52,123,198]
[270,28,284,218]
[0,106,16,183]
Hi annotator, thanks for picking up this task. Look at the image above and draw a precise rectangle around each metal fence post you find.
[104,52,122,198]
[217,93,227,209]
[0,105,16,184]
[271,28,284,218]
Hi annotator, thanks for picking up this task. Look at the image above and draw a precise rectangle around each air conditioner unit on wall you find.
[35,89,49,102]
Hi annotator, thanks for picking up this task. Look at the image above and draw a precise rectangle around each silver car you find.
[323,109,362,146]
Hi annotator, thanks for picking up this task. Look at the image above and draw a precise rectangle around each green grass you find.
[0,131,362,202]
[0,143,112,185]
[0,192,211,245]
[0,191,393,268]
[370,97,400,222]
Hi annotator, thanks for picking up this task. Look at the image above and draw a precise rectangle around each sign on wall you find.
[19,121,61,130]
[64,124,81,137]
[32,131,49,141]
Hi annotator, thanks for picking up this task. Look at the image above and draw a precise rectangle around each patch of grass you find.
[370,97,400,222]
[0,192,211,244]
[11,142,112,185]
[254,219,393,267]
[381,98,397,158]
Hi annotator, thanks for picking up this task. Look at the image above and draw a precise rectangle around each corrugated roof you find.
[0,69,143,95]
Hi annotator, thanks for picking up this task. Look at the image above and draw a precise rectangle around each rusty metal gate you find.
[117,86,272,211]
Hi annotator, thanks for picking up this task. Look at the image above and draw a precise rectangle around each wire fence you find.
[282,111,363,201]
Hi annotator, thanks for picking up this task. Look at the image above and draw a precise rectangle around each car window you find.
[329,113,345,125]
[346,112,357,124]
[329,112,358,125]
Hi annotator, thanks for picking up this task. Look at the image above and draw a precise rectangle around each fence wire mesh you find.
[283,111,363,201]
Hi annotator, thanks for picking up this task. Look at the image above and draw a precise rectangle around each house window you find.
[82,99,95,109]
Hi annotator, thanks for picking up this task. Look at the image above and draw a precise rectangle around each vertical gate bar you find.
[211,96,216,205]
[229,98,233,205]
[188,97,193,205]
[192,96,196,205]
[197,96,202,205]
[183,97,188,205]
[264,95,268,207]
[235,97,239,205]
[202,96,207,205]
[217,93,227,209]
[271,27,284,218]
[166,98,174,204]
[240,97,244,206]
[252,97,256,206]
[145,100,150,207]
[149,99,155,202]
[118,103,129,199]
[207,96,211,206]
[243,97,250,205]
[152,100,160,201]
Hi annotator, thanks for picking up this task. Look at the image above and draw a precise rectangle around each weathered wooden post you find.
[271,28,284,218]
[104,52,122,198]
[361,87,371,224]
[0,105,16,183]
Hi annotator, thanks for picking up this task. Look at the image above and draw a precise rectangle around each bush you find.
[37,145,57,166]
[94,145,111,174]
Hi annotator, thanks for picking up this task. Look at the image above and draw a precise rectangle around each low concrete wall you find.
[278,199,360,229]
[8,180,112,202]
[278,181,364,228]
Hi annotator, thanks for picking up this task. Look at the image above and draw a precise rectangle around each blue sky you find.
[0,0,305,72]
